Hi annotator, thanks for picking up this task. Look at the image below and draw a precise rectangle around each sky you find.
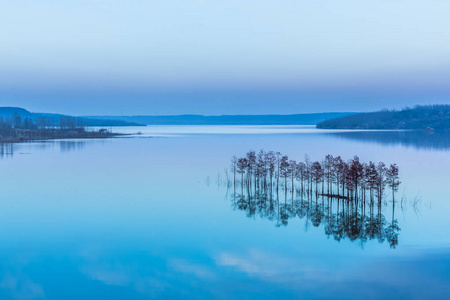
[0,0,449,115]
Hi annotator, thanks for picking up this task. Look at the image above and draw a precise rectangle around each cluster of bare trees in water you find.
[224,150,402,248]
[230,150,401,203]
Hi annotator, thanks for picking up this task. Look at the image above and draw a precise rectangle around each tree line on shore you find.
[230,150,401,203]
[0,114,112,141]
[0,113,84,131]
[317,104,450,130]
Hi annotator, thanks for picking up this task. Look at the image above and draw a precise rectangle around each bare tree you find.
[275,152,281,190]
[323,154,334,193]
[289,160,296,193]
[311,161,323,196]
[237,158,248,187]
[375,162,387,202]
[386,164,401,201]
[349,156,364,200]
[265,151,276,190]
[230,156,237,186]
[280,155,290,192]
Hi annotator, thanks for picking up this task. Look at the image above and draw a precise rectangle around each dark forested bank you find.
[317,105,450,130]
[0,113,123,142]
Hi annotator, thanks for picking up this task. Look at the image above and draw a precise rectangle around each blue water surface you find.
[0,126,449,299]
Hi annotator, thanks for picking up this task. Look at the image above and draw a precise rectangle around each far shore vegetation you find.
[317,104,450,130]
[0,114,123,143]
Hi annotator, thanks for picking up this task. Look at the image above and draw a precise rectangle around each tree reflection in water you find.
[229,186,400,248]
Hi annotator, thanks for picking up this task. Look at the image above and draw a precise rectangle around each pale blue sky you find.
[1,0,449,115]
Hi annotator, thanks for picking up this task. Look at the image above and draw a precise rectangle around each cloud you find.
[216,249,325,281]
[81,262,168,297]
[80,266,130,286]
[0,274,45,300]
[168,258,216,280]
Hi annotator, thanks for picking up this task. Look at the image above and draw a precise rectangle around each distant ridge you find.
[0,107,144,127]
[88,112,356,125]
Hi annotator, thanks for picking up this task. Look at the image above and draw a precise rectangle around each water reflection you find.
[0,143,14,158]
[228,186,401,248]
[328,130,450,151]
[0,127,446,299]
[59,141,86,152]
[0,140,103,158]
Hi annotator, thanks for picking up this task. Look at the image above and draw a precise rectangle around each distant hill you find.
[89,112,356,125]
[0,107,32,117]
[0,107,144,127]
[317,105,450,130]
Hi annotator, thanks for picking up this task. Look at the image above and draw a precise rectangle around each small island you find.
[317,105,450,130]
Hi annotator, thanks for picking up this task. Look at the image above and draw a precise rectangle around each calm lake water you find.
[1,125,449,299]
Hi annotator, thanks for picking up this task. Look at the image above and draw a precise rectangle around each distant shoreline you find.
[88,112,356,126]
[0,130,128,144]
[317,105,450,130]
